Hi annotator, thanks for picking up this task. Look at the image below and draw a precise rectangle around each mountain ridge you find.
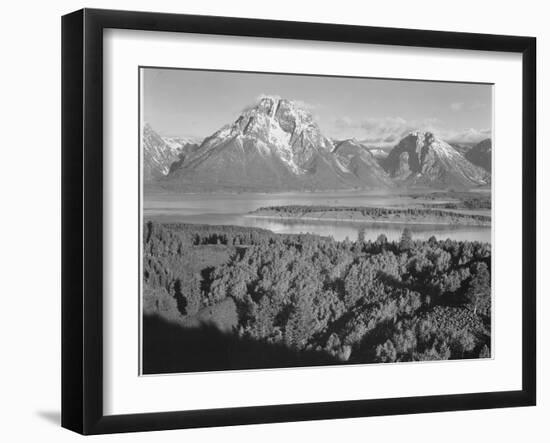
[143,97,491,192]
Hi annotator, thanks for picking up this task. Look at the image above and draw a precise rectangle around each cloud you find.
[450,102,464,111]
[331,116,490,147]
[443,128,492,144]
[248,94,318,111]
[333,116,440,147]
[292,99,318,112]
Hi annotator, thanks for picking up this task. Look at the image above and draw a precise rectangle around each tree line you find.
[252,205,491,223]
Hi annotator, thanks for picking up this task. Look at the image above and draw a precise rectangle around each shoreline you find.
[245,213,491,227]
[144,187,492,198]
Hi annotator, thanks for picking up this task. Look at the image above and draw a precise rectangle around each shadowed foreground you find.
[142,314,339,374]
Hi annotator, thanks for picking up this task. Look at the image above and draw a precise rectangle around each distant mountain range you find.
[143,96,491,191]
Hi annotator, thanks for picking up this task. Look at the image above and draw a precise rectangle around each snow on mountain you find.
[142,123,204,183]
[147,100,490,192]
[162,135,203,151]
[142,123,181,182]
[165,96,389,192]
[196,95,334,171]
[367,147,390,160]
[382,131,490,188]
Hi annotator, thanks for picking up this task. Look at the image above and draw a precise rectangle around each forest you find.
[142,221,491,373]
[408,190,492,210]
[249,205,491,225]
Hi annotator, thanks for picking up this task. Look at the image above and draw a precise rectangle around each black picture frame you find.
[61,8,536,435]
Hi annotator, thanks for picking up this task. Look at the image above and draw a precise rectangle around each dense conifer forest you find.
[250,205,491,225]
[142,221,491,372]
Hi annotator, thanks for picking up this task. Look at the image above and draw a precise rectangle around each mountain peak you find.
[255,95,283,111]
[194,96,332,175]
[383,130,489,188]
[239,96,316,134]
[142,123,180,182]
[405,130,437,143]
[163,97,395,191]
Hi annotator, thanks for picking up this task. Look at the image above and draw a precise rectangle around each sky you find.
[141,67,493,147]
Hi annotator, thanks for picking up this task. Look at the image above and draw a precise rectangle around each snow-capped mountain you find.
[465,138,491,172]
[145,99,491,191]
[142,123,181,182]
[143,124,202,182]
[164,96,391,191]
[382,131,490,188]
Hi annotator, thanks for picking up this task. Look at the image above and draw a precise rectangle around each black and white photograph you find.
[141,68,493,374]
[1,0,544,438]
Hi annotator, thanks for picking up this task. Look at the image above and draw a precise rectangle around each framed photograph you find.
[62,8,536,434]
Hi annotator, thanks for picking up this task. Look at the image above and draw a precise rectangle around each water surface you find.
[144,191,491,243]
